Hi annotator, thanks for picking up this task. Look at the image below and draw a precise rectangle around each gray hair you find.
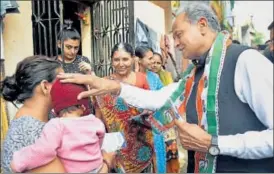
[176,2,221,32]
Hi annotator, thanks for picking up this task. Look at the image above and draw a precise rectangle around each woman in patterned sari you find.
[94,43,156,173]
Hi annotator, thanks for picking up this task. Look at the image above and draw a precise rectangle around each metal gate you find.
[91,0,134,77]
[31,1,63,57]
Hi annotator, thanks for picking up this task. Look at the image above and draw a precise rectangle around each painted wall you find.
[3,1,33,76]
[2,1,33,120]
[150,1,172,33]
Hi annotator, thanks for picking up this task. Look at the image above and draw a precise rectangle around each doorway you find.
[63,0,82,55]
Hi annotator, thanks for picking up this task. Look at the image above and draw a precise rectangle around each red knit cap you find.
[50,79,90,116]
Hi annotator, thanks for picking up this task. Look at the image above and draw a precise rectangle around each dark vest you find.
[186,44,274,173]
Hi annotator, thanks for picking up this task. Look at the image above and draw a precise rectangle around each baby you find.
[11,79,106,173]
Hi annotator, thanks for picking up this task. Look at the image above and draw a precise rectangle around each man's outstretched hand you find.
[57,73,121,99]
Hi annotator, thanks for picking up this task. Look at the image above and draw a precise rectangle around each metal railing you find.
[91,0,134,77]
[31,0,63,57]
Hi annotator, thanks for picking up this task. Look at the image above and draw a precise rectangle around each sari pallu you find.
[145,71,166,173]
[158,69,174,86]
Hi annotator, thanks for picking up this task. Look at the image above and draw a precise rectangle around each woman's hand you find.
[79,61,92,74]
[97,150,116,173]
[102,150,116,168]
[57,73,121,99]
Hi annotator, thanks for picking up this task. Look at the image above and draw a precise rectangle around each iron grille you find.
[31,0,63,57]
[91,0,134,77]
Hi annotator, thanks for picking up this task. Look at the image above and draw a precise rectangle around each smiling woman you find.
[93,43,157,173]
[110,43,135,77]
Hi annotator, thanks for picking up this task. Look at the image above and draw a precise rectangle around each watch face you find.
[209,146,220,156]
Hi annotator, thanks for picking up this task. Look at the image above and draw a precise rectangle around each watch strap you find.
[211,135,218,146]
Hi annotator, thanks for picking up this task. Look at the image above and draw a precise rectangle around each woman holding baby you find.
[0,55,114,173]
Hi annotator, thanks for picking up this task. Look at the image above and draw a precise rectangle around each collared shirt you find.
[191,49,209,67]
[118,49,273,159]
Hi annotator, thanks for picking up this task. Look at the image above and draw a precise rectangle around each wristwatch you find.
[208,135,220,156]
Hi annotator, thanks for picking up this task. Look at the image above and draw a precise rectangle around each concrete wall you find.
[2,1,33,120]
[150,1,172,34]
[3,1,33,76]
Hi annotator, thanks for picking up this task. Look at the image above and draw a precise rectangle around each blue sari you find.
[146,71,163,90]
[146,71,166,173]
